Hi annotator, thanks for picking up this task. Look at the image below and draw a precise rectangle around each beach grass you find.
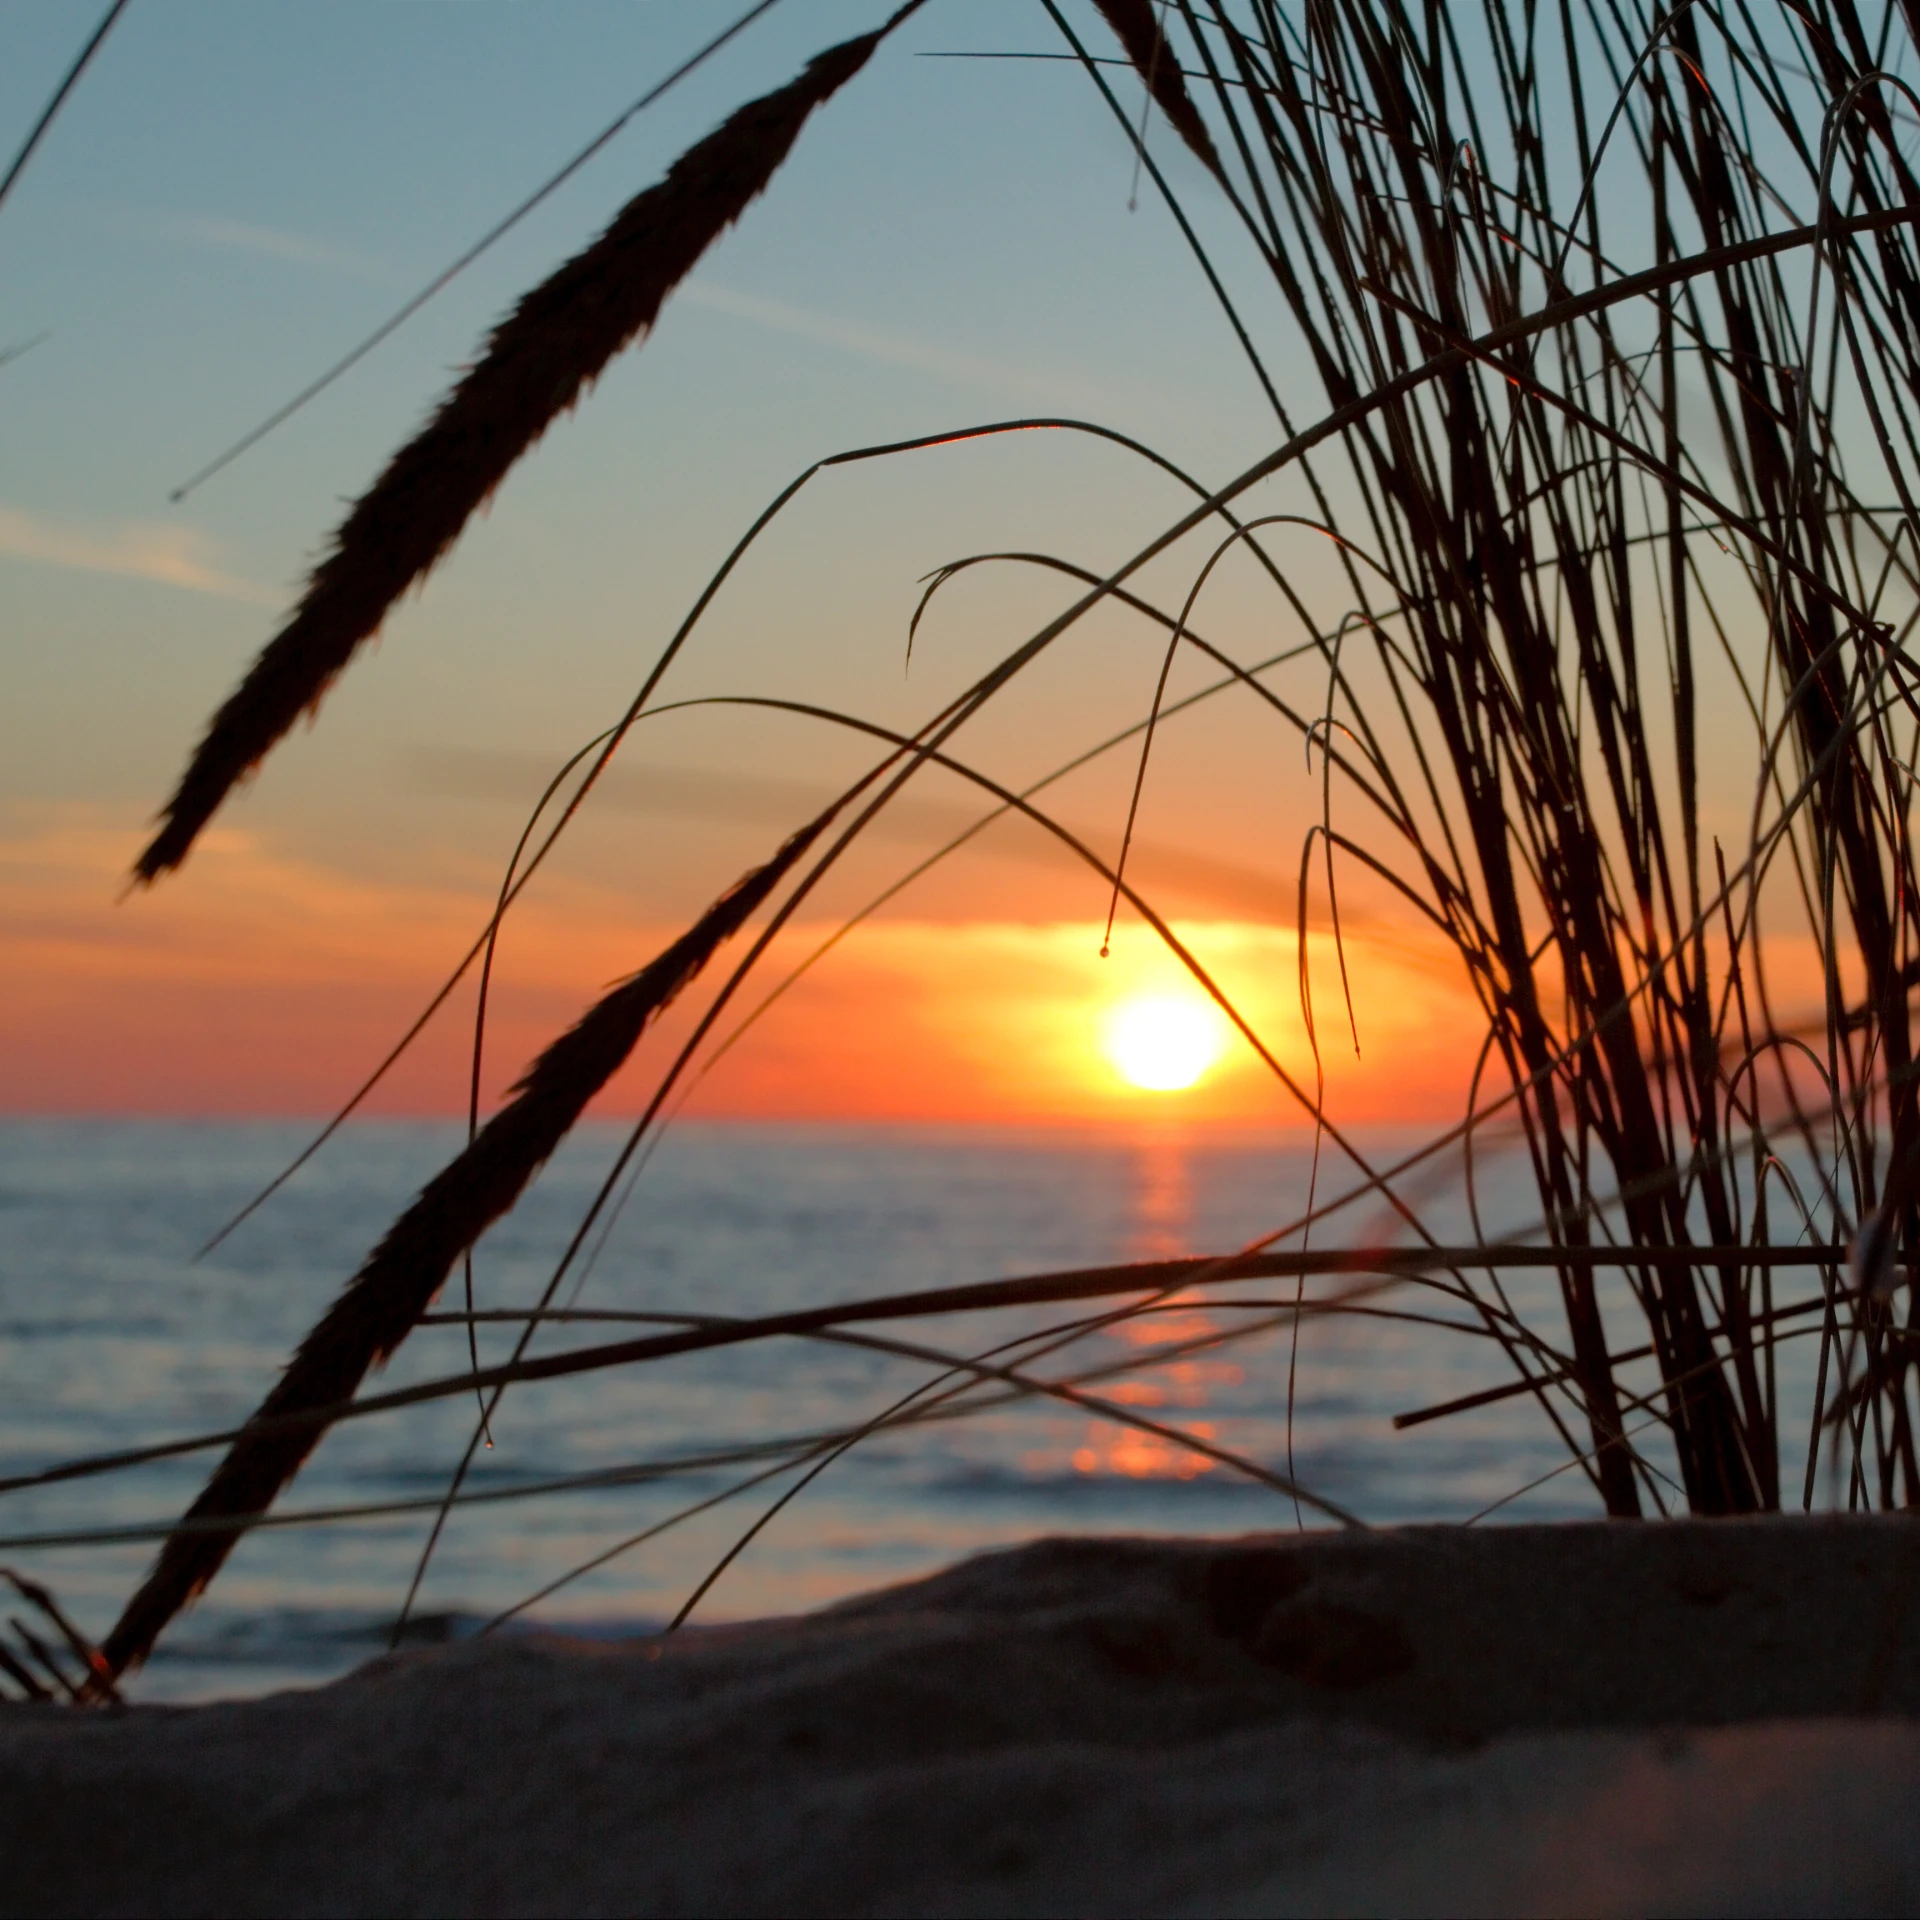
[11,0,1920,1697]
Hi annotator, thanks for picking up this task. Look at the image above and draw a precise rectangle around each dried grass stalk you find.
[3,1569,120,1704]
[97,813,832,1680]
[1090,0,1224,179]
[133,17,907,884]
[0,1637,47,1702]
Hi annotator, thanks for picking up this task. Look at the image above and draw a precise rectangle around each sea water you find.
[1,1118,1656,1699]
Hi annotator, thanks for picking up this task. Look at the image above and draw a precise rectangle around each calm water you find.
[0,1118,1629,1700]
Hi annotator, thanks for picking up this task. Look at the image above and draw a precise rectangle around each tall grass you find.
[33,0,1920,1689]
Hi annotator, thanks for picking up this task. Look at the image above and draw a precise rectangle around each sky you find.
[0,0,1517,1126]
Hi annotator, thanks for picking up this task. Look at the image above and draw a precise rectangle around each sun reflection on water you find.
[1131,1131,1190,1260]
[1064,1133,1243,1481]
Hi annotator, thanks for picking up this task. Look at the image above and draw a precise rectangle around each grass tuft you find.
[85,0,1920,1675]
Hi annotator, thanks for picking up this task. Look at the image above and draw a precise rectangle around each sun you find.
[1101,993,1230,1092]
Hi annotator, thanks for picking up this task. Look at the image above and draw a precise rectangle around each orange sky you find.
[1,801,1494,1127]
[0,2,1857,1148]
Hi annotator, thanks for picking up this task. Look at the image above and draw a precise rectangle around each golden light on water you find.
[1101,993,1230,1092]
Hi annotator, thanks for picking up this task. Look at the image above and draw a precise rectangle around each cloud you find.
[177,216,400,284]
[404,744,1379,932]
[0,505,277,603]
[679,280,1110,410]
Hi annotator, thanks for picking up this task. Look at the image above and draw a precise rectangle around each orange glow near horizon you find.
[14,802,1840,1131]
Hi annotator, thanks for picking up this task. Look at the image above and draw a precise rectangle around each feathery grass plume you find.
[1089,0,1224,179]
[96,811,834,1681]
[131,6,920,885]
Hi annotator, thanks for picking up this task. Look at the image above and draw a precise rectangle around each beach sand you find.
[6,1513,1920,1916]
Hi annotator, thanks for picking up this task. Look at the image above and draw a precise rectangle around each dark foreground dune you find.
[7,1514,1920,1916]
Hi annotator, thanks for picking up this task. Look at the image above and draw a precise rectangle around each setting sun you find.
[1101,993,1231,1092]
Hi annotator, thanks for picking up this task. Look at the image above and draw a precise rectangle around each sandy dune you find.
[6,1514,1920,1916]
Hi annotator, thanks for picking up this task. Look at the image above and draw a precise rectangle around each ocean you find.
[2,1117,1639,1700]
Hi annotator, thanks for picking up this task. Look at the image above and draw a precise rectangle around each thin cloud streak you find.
[0,504,277,603]
[177,215,402,284]
[680,279,1110,410]
[407,741,1313,923]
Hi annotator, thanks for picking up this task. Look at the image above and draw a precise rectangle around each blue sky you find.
[1,1,1328,928]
